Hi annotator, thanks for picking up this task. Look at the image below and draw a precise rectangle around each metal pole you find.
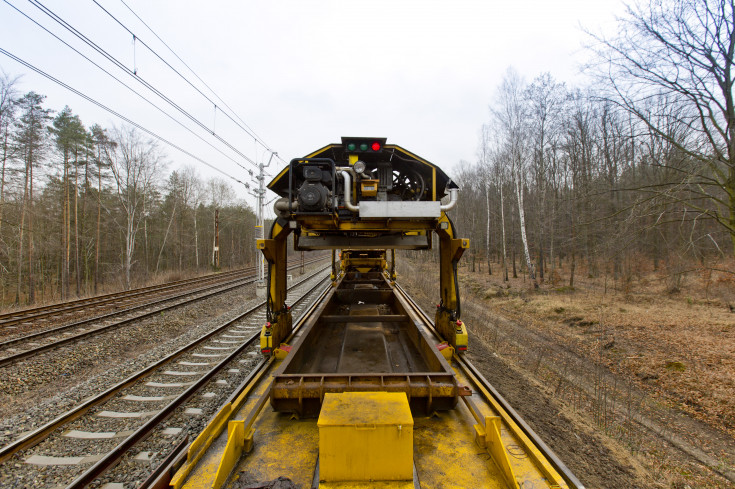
[256,152,276,283]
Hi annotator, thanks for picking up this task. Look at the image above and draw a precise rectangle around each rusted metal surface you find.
[270,274,458,416]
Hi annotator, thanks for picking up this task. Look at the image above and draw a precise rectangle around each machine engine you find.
[273,137,457,220]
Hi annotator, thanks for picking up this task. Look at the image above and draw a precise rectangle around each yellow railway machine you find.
[168,138,584,489]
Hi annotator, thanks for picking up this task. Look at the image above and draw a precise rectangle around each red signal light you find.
[371,142,381,151]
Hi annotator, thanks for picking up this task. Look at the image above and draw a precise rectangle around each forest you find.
[0,79,258,306]
[2,0,734,309]
[448,0,735,295]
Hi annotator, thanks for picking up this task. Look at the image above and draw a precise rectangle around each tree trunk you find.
[16,157,28,305]
[28,151,34,304]
[156,203,176,273]
[74,151,81,296]
[500,181,508,281]
[81,149,89,293]
[143,191,149,280]
[485,180,492,275]
[61,155,69,300]
[125,215,134,290]
[515,171,535,283]
[194,207,199,269]
[0,122,8,236]
[95,154,101,294]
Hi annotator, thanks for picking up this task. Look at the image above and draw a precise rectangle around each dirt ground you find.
[398,256,735,489]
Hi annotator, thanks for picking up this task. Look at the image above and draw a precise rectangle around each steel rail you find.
[0,267,331,466]
[0,254,327,328]
[66,274,332,489]
[140,270,335,489]
[393,282,585,489]
[0,257,327,366]
[0,267,250,327]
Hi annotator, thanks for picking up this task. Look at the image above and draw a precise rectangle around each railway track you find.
[0,266,332,489]
[392,282,584,489]
[0,268,250,331]
[0,256,328,367]
[143,274,583,489]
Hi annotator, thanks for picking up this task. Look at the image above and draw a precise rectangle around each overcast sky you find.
[0,0,627,209]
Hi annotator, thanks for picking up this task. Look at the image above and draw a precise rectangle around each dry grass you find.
[398,255,735,488]
[460,258,735,438]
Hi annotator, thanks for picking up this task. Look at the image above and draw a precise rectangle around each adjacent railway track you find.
[0,256,328,367]
[0,268,250,330]
[0,266,332,489]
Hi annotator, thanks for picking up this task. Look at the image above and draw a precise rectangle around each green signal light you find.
[347,143,356,151]
[360,143,368,151]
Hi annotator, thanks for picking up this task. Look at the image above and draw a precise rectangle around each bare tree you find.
[492,68,536,283]
[106,126,164,290]
[589,0,735,255]
[14,92,51,304]
[0,73,19,241]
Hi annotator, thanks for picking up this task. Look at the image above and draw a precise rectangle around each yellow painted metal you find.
[213,421,246,488]
[178,336,570,489]
[257,220,293,354]
[472,416,520,489]
[171,358,273,489]
[170,402,232,489]
[360,179,379,197]
[318,481,415,489]
[434,213,469,351]
[437,342,455,362]
[348,154,358,165]
[317,392,413,482]
[457,354,567,488]
[274,343,291,360]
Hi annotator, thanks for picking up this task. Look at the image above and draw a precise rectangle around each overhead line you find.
[116,0,286,166]
[0,47,250,188]
[95,0,286,165]
[2,0,257,173]
[27,0,258,170]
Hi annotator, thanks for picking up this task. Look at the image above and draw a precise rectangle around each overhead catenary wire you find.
[117,0,286,168]
[95,0,287,166]
[26,0,259,170]
[0,46,250,188]
[1,0,259,174]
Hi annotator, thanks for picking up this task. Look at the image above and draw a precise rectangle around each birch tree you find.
[492,69,536,283]
[106,126,164,289]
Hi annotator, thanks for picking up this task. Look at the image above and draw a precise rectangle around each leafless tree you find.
[106,126,165,290]
[589,0,735,255]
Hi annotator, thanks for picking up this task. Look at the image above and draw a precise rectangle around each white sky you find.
[0,0,627,210]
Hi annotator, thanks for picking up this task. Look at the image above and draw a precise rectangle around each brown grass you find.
[460,258,735,438]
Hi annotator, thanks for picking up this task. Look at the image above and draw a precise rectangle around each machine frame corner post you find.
[434,213,469,352]
[258,219,293,355]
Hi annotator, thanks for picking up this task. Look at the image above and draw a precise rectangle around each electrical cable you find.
[100,0,288,166]
[2,0,258,174]
[0,46,249,188]
[26,0,258,170]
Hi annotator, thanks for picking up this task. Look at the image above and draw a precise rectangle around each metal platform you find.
[168,275,583,489]
[271,272,458,416]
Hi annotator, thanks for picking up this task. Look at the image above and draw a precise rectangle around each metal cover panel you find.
[296,235,429,250]
[359,201,440,218]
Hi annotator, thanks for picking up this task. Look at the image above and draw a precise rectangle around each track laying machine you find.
[168,138,583,489]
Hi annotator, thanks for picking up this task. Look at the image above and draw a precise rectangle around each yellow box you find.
[317,392,414,482]
[360,179,379,197]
